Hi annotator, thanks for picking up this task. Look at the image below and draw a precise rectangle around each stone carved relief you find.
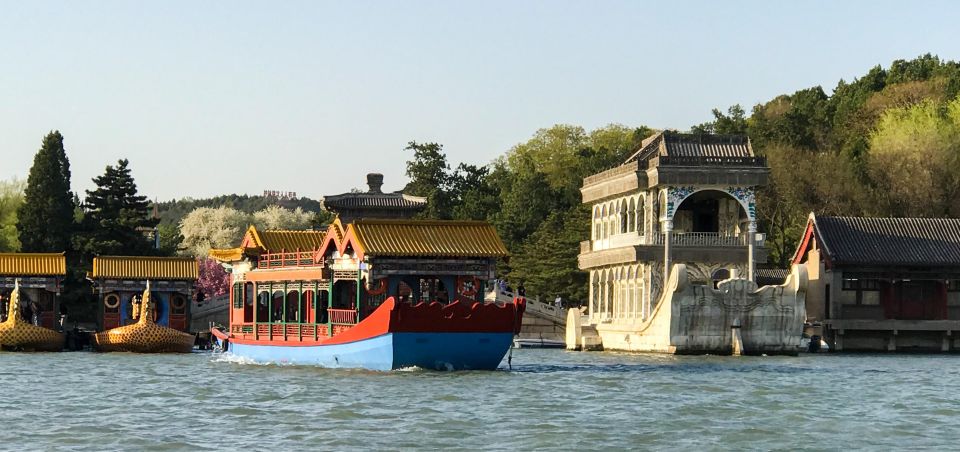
[649,261,664,308]
[682,279,790,314]
[668,263,807,354]
[725,186,756,220]
[684,262,748,285]
[665,185,757,222]
[665,186,696,220]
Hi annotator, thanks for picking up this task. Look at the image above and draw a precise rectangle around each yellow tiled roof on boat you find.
[208,247,247,262]
[350,219,509,257]
[0,253,66,276]
[92,256,198,280]
[243,225,327,252]
[258,229,327,252]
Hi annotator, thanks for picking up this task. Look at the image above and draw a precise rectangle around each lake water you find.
[2,349,959,450]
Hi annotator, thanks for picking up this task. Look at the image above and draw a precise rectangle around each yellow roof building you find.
[0,253,67,276]
[91,256,198,280]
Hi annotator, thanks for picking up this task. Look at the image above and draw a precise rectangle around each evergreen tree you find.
[75,159,158,258]
[17,131,76,252]
[403,141,453,219]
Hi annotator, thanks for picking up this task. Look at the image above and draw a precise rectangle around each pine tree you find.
[75,159,158,257]
[17,131,76,252]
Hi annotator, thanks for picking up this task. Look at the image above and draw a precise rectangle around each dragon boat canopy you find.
[89,256,198,332]
[0,253,66,329]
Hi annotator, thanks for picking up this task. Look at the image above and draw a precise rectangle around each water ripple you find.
[2,350,960,449]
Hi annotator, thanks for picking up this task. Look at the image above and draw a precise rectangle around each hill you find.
[155,194,325,226]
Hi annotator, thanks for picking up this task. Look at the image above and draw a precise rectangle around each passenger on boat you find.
[131,294,142,321]
[59,303,68,331]
[0,293,6,322]
[436,284,449,304]
[29,299,41,326]
[273,304,283,323]
[19,294,32,322]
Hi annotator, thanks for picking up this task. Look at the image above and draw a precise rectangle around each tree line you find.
[403,54,960,302]
[2,53,956,312]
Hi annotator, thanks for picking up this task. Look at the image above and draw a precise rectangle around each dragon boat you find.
[93,282,195,353]
[0,281,64,352]
[209,216,525,371]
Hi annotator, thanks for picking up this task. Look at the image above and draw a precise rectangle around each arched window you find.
[619,201,628,234]
[601,204,608,238]
[272,290,285,322]
[608,202,615,236]
[637,195,646,234]
[628,198,637,233]
[594,206,601,239]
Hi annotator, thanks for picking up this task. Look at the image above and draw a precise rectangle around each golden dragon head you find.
[138,281,155,325]
[5,279,22,325]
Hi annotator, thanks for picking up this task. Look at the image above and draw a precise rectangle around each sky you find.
[1,1,958,202]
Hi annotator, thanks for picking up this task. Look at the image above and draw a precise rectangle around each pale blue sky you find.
[1,1,957,201]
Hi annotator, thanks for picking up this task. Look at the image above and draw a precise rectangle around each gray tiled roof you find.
[756,268,789,286]
[813,215,960,267]
[625,131,753,163]
[323,192,427,210]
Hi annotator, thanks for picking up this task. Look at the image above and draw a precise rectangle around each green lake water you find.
[1,349,959,450]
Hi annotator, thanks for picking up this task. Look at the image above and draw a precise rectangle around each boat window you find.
[104,293,120,313]
[171,294,187,315]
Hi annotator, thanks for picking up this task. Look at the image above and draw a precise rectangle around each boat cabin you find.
[0,253,66,329]
[89,256,198,332]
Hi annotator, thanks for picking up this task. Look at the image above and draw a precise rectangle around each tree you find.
[178,206,250,258]
[508,208,590,303]
[691,105,748,135]
[75,159,158,258]
[157,222,183,256]
[0,178,26,252]
[404,141,453,219]
[449,163,499,221]
[867,98,960,216]
[17,131,76,252]
[252,205,314,230]
[197,258,229,297]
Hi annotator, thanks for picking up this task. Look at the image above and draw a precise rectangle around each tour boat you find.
[212,295,524,370]
[209,211,524,371]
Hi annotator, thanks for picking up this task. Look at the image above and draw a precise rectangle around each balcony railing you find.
[236,322,331,340]
[583,232,766,252]
[257,251,321,269]
[646,155,767,169]
[654,232,747,247]
[328,309,358,325]
[583,160,641,186]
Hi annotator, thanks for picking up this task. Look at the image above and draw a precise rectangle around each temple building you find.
[90,256,198,331]
[569,131,807,354]
[322,173,427,223]
[0,253,66,329]
[793,214,960,351]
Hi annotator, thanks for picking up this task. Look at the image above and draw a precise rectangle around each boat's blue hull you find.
[226,332,514,371]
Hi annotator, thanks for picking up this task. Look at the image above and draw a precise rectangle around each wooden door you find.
[897,281,946,320]
[168,293,188,331]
